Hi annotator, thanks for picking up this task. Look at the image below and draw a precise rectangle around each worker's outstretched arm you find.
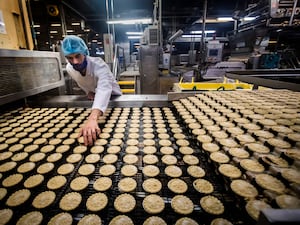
[78,109,102,146]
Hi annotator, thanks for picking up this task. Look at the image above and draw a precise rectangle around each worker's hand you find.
[87,92,95,100]
[78,119,101,146]
[78,109,102,146]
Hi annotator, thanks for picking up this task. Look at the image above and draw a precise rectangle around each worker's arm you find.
[78,108,102,146]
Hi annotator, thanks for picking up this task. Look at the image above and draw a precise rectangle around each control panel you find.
[270,0,300,18]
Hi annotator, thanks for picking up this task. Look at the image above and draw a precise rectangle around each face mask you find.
[72,57,87,72]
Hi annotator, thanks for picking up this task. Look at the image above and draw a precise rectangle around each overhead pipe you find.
[110,0,115,43]
[153,0,162,48]
[159,0,162,50]
[105,0,110,34]
[200,0,208,64]
[61,1,87,20]
[59,3,67,37]
[25,0,38,50]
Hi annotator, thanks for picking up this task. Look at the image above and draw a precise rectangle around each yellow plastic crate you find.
[176,78,253,91]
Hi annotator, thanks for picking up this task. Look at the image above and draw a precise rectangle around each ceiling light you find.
[49,30,58,34]
[217,17,234,22]
[216,17,257,22]
[205,19,219,23]
[128,36,142,39]
[243,17,257,21]
[191,30,216,34]
[196,17,258,23]
[107,18,152,25]
[66,30,74,33]
[51,23,61,27]
[194,18,233,23]
[33,24,40,28]
[126,32,143,35]
[182,35,202,38]
[71,22,81,26]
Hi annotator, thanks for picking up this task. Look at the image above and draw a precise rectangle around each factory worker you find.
[62,35,122,146]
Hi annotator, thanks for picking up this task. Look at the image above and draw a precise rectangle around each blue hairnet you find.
[62,35,89,56]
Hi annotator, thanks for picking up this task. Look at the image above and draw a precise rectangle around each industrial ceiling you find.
[29,0,256,50]
[60,0,246,38]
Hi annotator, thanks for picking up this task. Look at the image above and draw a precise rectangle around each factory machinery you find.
[0,49,300,225]
[227,0,300,70]
[194,0,300,83]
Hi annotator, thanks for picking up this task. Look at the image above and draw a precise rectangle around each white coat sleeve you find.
[91,62,114,113]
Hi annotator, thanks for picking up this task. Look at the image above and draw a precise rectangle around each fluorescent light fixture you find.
[195,18,236,23]
[182,35,202,38]
[51,23,61,27]
[66,30,74,33]
[126,32,143,35]
[217,17,234,22]
[128,36,142,39]
[49,30,58,34]
[92,39,98,42]
[205,19,219,23]
[33,24,40,28]
[191,30,216,34]
[217,16,256,22]
[36,32,40,34]
[243,17,257,21]
[71,22,81,26]
[107,18,152,25]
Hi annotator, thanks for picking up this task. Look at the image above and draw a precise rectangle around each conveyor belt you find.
[0,90,300,225]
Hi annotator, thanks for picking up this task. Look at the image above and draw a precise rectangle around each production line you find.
[1,0,300,224]
[0,89,300,225]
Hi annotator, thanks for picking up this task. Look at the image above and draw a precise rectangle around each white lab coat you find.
[66,56,122,113]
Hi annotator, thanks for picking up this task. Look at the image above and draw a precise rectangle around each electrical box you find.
[205,41,224,63]
[143,25,159,45]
